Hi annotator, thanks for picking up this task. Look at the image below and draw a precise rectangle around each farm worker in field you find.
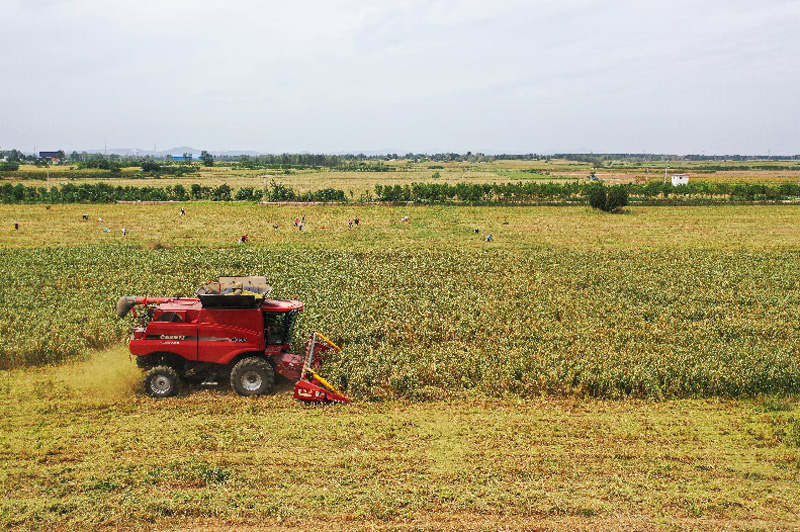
[98,217,103,222]
[121,228,127,237]
[104,228,110,233]
[239,234,248,244]
[485,234,493,242]
[348,219,353,229]
[180,207,185,216]
[273,224,279,231]
[474,228,479,233]
[401,216,409,222]
[45,205,50,210]
[302,214,306,224]
[82,214,89,221]
[298,222,304,231]
[14,222,19,230]
[354,218,360,226]
[294,218,299,227]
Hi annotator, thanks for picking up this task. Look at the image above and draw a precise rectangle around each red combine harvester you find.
[116,276,349,403]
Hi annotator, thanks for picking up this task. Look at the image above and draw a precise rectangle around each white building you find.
[671,174,689,186]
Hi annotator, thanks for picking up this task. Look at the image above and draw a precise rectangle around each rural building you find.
[671,174,689,186]
[39,151,62,163]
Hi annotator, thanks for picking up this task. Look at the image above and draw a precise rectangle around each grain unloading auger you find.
[116,276,349,404]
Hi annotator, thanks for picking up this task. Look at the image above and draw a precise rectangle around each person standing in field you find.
[14,222,19,230]
[122,228,127,237]
[180,207,185,216]
[354,218,360,226]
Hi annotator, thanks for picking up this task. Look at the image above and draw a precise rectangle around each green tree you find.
[172,184,188,201]
[200,151,214,167]
[141,161,161,173]
[588,184,628,212]
[606,186,629,211]
[212,183,232,201]
[588,184,607,211]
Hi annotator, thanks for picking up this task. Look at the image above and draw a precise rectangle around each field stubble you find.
[1,348,799,530]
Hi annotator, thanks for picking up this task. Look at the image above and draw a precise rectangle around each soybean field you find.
[2,204,800,399]
[2,203,800,531]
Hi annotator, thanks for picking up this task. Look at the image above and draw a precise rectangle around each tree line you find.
[4,149,799,169]
[0,182,347,203]
[5,180,800,205]
[374,181,800,203]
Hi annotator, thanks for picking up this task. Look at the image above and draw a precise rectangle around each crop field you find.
[2,203,800,530]
[4,158,800,196]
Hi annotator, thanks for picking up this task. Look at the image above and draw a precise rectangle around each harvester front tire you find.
[230,357,274,396]
[144,366,181,398]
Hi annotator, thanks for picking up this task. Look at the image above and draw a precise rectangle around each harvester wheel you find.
[230,357,274,396]
[144,366,180,398]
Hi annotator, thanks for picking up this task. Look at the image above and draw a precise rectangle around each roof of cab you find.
[261,299,303,312]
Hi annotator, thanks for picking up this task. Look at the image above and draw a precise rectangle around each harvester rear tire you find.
[144,366,180,398]
[230,357,274,396]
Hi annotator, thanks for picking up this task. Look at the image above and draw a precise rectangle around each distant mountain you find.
[76,147,262,157]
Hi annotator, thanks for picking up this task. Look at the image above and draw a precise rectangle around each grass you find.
[5,203,800,250]
[1,348,799,530]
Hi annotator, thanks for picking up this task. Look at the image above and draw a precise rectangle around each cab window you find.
[264,312,295,344]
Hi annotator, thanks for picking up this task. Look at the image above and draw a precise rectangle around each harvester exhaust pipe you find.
[116,296,138,318]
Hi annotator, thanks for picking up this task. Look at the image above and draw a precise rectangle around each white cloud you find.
[1,0,799,153]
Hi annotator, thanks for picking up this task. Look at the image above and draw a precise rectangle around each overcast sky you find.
[2,0,799,154]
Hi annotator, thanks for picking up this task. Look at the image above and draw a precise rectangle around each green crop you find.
[2,245,799,399]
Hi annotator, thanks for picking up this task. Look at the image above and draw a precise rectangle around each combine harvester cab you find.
[116,276,348,403]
